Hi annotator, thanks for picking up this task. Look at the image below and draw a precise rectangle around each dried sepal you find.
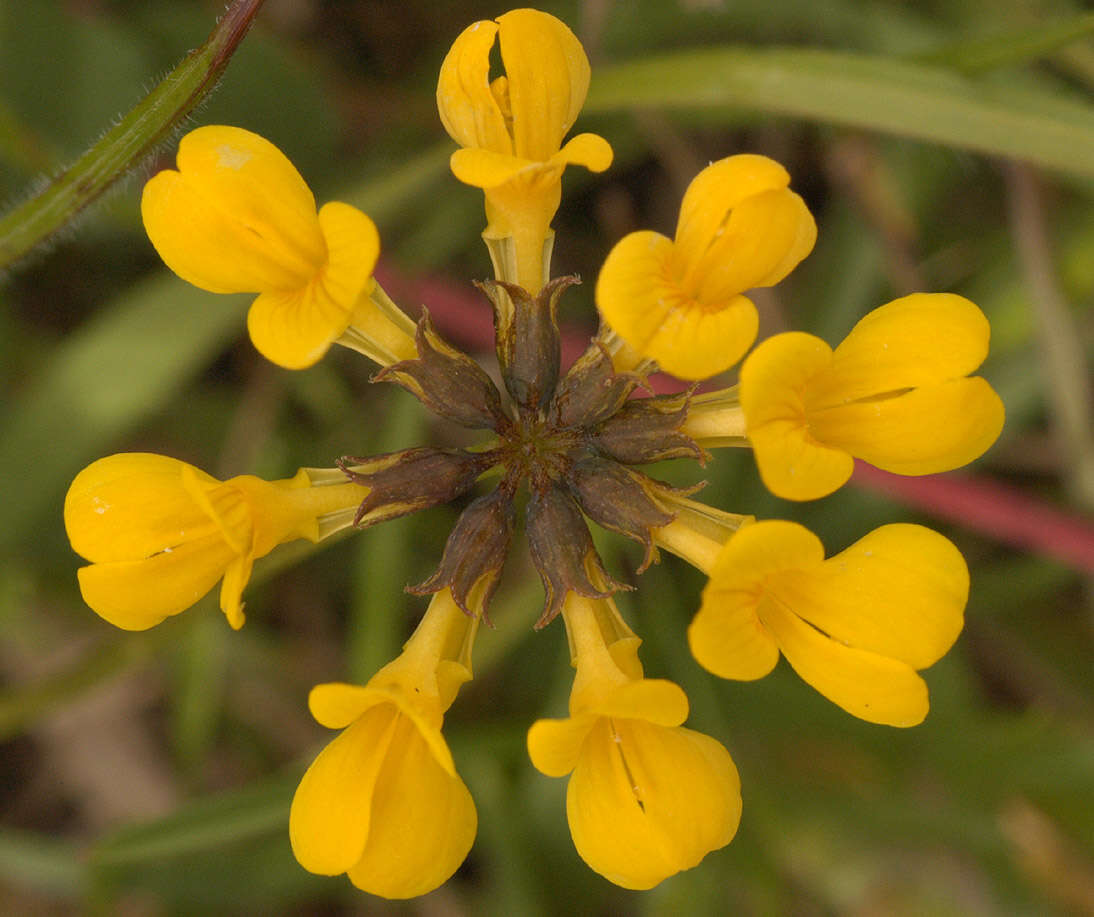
[566,456,675,573]
[590,391,709,465]
[374,309,506,429]
[339,448,497,527]
[550,335,642,429]
[526,482,630,629]
[409,487,515,619]
[482,275,576,415]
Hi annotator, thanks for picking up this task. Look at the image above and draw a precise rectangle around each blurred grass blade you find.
[586,47,1094,177]
[0,277,247,549]
[917,12,1094,74]
[0,829,82,897]
[0,0,266,271]
[92,773,296,867]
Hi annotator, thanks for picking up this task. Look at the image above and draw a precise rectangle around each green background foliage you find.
[1,0,1092,913]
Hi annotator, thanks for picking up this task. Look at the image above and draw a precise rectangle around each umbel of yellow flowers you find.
[61,4,1008,904]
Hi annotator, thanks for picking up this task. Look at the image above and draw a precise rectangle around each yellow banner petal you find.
[141,126,325,293]
[65,453,220,562]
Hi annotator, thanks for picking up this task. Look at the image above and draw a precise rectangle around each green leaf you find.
[586,47,1094,177]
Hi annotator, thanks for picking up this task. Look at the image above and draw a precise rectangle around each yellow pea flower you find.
[64,454,367,630]
[290,590,478,899]
[437,8,613,294]
[739,292,1006,500]
[527,593,741,890]
[141,125,417,369]
[688,520,968,727]
[596,154,816,380]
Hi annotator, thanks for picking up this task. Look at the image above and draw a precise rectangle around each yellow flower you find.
[689,520,968,727]
[64,453,367,630]
[596,154,816,380]
[141,125,417,369]
[527,594,741,889]
[290,590,478,899]
[740,292,1005,500]
[437,9,613,293]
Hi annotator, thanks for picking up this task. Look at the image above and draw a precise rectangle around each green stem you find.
[0,0,267,271]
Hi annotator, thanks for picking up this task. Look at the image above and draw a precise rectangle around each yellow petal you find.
[747,419,854,501]
[554,132,613,173]
[217,553,253,630]
[674,155,791,260]
[436,19,511,154]
[346,718,477,899]
[65,453,221,563]
[527,715,596,778]
[688,188,815,302]
[595,230,758,380]
[141,126,325,293]
[566,719,741,889]
[809,293,991,408]
[771,524,967,669]
[76,534,237,630]
[289,706,397,875]
[244,202,378,369]
[689,520,816,679]
[807,377,1006,475]
[308,682,375,729]
[759,596,930,726]
[496,8,590,161]
[589,678,690,727]
[740,331,853,500]
[711,519,825,584]
[449,148,533,189]
[689,587,780,681]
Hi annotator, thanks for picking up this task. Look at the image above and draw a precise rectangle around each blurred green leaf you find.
[0,828,81,897]
[918,12,1094,74]
[0,276,247,550]
[586,47,1094,177]
[91,772,295,868]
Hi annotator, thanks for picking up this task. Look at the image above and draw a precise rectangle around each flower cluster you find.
[63,8,1003,899]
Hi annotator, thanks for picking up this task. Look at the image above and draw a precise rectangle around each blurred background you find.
[2,0,1093,914]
